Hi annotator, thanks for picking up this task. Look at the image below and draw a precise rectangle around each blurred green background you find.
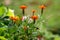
[0,0,60,29]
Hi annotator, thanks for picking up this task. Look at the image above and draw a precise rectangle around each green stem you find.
[41,8,43,16]
[33,19,35,24]
[22,9,25,16]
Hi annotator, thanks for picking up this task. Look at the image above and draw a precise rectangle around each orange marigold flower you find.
[20,5,27,9]
[31,15,38,20]
[13,17,17,20]
[32,10,36,13]
[15,16,19,20]
[10,16,19,21]
[10,16,14,20]
[39,5,46,9]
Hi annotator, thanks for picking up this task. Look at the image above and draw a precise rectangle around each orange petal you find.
[32,10,36,13]
[20,5,27,9]
[39,5,46,9]
[31,15,38,20]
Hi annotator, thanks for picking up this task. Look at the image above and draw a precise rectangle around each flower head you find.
[20,16,27,21]
[10,16,14,20]
[31,15,38,20]
[32,10,36,13]
[39,5,45,9]
[10,16,19,21]
[20,5,27,9]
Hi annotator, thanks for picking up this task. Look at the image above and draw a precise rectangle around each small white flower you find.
[22,16,27,21]
[28,18,33,23]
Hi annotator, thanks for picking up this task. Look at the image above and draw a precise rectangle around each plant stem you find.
[22,9,25,16]
[32,13,34,16]
[33,19,35,24]
[41,8,43,16]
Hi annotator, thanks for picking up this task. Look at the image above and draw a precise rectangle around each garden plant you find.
[0,1,60,40]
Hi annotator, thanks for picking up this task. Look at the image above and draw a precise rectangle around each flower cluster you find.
[0,4,59,40]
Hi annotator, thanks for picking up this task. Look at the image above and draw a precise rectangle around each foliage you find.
[0,2,60,40]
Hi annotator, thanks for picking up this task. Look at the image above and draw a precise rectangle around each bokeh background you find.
[0,0,60,30]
